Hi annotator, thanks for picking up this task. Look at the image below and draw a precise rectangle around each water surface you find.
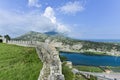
[60,52,120,66]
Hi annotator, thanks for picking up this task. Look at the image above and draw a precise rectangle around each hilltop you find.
[14,31,66,41]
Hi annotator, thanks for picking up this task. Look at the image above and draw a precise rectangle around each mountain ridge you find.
[14,31,69,42]
[14,31,120,56]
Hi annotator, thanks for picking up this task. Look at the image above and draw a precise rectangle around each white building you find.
[0,37,7,43]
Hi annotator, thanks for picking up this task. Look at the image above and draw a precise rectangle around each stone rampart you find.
[7,40,41,47]
[6,40,64,80]
[36,43,64,80]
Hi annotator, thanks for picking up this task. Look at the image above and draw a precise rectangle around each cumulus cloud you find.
[43,7,56,24]
[43,7,70,33]
[0,10,55,36]
[28,0,41,8]
[60,1,84,14]
[0,7,70,37]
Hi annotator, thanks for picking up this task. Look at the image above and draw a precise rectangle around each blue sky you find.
[0,0,120,39]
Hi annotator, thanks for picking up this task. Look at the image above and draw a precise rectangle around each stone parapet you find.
[36,44,64,80]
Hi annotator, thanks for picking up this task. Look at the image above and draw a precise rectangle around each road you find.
[72,68,120,80]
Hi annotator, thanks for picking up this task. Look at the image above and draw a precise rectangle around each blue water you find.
[60,52,120,66]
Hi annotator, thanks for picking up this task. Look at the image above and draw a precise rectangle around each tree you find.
[4,35,11,40]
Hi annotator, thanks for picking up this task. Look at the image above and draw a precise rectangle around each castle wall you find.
[36,44,64,80]
[5,40,64,80]
[7,40,42,47]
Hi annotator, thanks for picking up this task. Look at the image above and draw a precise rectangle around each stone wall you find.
[6,40,64,80]
[36,43,64,80]
[7,40,42,47]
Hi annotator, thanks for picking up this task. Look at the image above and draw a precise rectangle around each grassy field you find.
[0,43,42,80]
[74,65,103,72]
[108,66,120,72]
[62,62,87,80]
[62,63,74,80]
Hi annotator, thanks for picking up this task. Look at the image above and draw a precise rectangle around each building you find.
[0,37,7,43]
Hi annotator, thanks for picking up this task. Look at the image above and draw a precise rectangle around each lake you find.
[60,52,120,66]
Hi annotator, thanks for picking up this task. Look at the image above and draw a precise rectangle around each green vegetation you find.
[89,75,97,80]
[14,31,49,42]
[74,65,103,72]
[74,73,97,80]
[74,74,87,80]
[62,62,74,80]
[62,63,88,80]
[62,62,98,80]
[56,37,120,52]
[59,55,67,62]
[60,51,107,56]
[0,35,2,37]
[4,35,11,40]
[83,51,107,56]
[81,41,120,51]
[0,43,42,80]
[108,66,120,72]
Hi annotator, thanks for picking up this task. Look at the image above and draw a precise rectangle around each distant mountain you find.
[14,31,48,41]
[14,31,68,42]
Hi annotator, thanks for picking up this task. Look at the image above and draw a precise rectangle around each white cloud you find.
[0,7,70,37]
[60,1,84,14]
[0,10,55,36]
[57,23,70,33]
[43,7,56,24]
[28,0,41,8]
[43,6,70,33]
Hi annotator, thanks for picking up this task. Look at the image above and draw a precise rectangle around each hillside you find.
[14,31,48,42]
[14,31,68,42]
[14,31,120,55]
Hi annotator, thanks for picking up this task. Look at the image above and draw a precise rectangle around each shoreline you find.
[59,50,119,57]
